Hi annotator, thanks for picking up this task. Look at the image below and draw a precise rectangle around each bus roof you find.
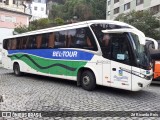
[4,20,137,40]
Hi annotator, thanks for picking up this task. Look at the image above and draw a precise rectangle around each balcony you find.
[0,2,25,13]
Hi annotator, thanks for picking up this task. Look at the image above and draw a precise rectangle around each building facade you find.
[0,0,31,49]
[106,0,160,20]
[25,0,48,21]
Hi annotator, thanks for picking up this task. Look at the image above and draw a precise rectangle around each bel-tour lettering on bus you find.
[52,51,78,58]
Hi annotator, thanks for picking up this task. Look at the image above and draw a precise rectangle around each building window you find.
[38,0,41,3]
[0,16,16,23]
[124,2,130,11]
[108,11,111,16]
[136,0,143,6]
[150,5,160,14]
[114,7,119,14]
[34,6,37,10]
[13,0,16,4]
[114,0,119,4]
[5,16,13,22]
[5,0,9,5]
[108,0,111,6]
[41,7,44,11]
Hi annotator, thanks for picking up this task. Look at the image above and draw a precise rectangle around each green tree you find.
[14,24,28,34]
[54,17,64,25]
[49,0,106,21]
[14,18,52,34]
[29,18,51,30]
[115,10,160,40]
[49,4,64,20]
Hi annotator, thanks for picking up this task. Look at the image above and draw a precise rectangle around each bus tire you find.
[13,63,22,76]
[81,70,96,91]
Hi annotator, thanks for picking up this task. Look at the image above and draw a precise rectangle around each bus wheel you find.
[13,63,22,76]
[81,70,96,91]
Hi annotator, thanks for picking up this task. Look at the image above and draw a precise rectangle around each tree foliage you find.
[54,17,64,25]
[14,24,28,34]
[14,0,107,34]
[14,18,58,34]
[115,10,160,40]
[49,0,106,21]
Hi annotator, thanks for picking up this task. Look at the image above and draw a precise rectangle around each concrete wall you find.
[0,10,29,29]
[0,28,14,46]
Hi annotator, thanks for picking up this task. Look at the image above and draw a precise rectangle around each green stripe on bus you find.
[9,54,87,76]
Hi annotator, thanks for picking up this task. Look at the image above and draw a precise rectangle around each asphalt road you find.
[0,67,160,120]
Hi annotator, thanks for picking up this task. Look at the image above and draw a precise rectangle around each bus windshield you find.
[90,23,151,70]
[131,33,151,70]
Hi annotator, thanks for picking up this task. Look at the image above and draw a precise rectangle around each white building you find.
[106,0,160,20]
[25,0,48,21]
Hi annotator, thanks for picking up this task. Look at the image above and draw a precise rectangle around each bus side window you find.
[16,38,20,49]
[111,34,131,65]
[11,38,17,50]
[36,34,42,49]
[23,37,29,49]
[32,36,37,49]
[41,34,49,49]
[86,37,92,47]
[48,32,55,48]
[55,31,66,48]
[19,38,23,49]
[27,36,36,49]
[3,39,8,50]
[7,39,12,50]
[74,28,86,48]
[85,27,98,51]
[70,27,97,51]
[25,36,32,49]
[67,29,76,48]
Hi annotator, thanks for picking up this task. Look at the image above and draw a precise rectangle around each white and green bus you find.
[2,20,153,91]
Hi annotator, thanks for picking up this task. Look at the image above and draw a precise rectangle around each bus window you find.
[48,32,55,48]
[85,27,98,51]
[41,34,49,49]
[25,36,36,49]
[8,39,12,50]
[3,39,8,50]
[74,28,87,48]
[22,37,28,49]
[67,27,97,51]
[16,38,21,49]
[67,29,76,48]
[55,31,67,48]
[111,34,131,65]
[31,36,36,49]
[36,34,42,49]
[11,38,17,50]
[86,37,92,47]
[19,37,23,49]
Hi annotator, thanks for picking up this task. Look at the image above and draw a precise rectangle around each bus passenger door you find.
[110,36,132,90]
[102,59,111,87]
